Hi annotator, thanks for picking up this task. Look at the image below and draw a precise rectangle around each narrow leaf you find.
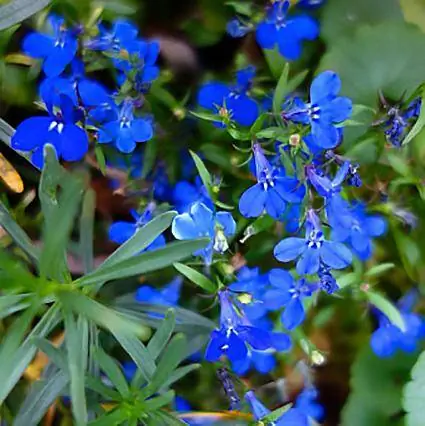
[273,62,290,115]
[80,189,96,274]
[173,263,216,293]
[403,86,425,145]
[189,150,213,193]
[147,309,175,360]
[95,348,129,396]
[0,0,50,30]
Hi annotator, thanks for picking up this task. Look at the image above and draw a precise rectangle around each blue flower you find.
[171,202,236,264]
[172,177,213,213]
[239,143,305,219]
[274,210,353,275]
[197,66,259,127]
[331,203,387,261]
[135,276,182,306]
[263,269,317,329]
[245,390,309,426]
[205,291,275,363]
[284,71,352,148]
[109,204,166,251]
[294,387,324,423]
[97,99,154,153]
[318,264,338,294]
[232,350,276,375]
[23,15,77,77]
[226,18,251,37]
[370,290,425,358]
[11,95,88,167]
[256,0,319,60]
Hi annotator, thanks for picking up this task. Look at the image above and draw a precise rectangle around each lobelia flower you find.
[171,202,236,265]
[370,290,425,358]
[274,210,353,276]
[135,276,182,306]
[284,71,352,148]
[318,264,338,294]
[331,203,387,261]
[172,177,213,213]
[11,94,88,167]
[263,269,318,329]
[97,99,154,153]
[256,0,319,60]
[109,203,166,251]
[205,290,278,363]
[23,15,78,77]
[197,66,259,127]
[226,18,252,38]
[239,143,305,219]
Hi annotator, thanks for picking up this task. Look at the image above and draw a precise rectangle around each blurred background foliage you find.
[1,0,425,425]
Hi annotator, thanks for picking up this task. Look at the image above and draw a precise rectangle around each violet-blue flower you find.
[23,15,78,77]
[171,202,236,264]
[239,143,305,219]
[11,95,88,167]
[135,276,182,306]
[256,0,319,60]
[273,210,353,275]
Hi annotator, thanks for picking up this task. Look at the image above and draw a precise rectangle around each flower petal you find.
[268,268,295,290]
[310,70,342,105]
[321,241,353,269]
[216,211,236,236]
[59,124,89,162]
[197,82,229,110]
[239,184,267,218]
[255,22,277,49]
[131,118,153,142]
[281,298,305,330]
[12,117,52,151]
[109,221,136,244]
[274,237,305,262]
[23,33,54,58]
[296,247,320,275]
[171,213,198,240]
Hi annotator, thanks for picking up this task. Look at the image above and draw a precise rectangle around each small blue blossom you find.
[205,291,274,363]
[23,15,78,77]
[171,202,236,264]
[331,203,387,261]
[274,210,353,275]
[172,177,213,213]
[226,18,251,37]
[232,350,276,375]
[318,264,338,294]
[197,66,259,127]
[256,0,319,60]
[135,276,182,306]
[239,143,305,219]
[11,95,88,167]
[263,269,317,329]
[97,99,154,153]
[109,203,166,251]
[284,71,352,148]
[370,290,425,358]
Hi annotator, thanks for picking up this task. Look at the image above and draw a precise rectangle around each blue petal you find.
[216,212,236,236]
[296,247,320,275]
[270,332,292,351]
[78,80,110,106]
[43,40,77,76]
[197,82,230,110]
[237,326,272,350]
[274,237,306,262]
[141,65,159,83]
[204,330,226,362]
[231,354,251,375]
[263,289,293,310]
[265,186,286,219]
[256,22,277,49]
[12,117,52,151]
[59,124,89,162]
[251,351,276,374]
[161,277,182,305]
[332,161,350,187]
[268,268,295,291]
[277,27,302,61]
[109,221,136,244]
[370,327,398,358]
[311,120,340,149]
[145,41,160,65]
[190,202,214,236]
[281,298,305,330]
[310,71,341,105]
[291,15,319,40]
[226,332,249,363]
[320,241,352,269]
[245,391,271,420]
[322,97,352,123]
[364,216,387,237]
[130,118,153,142]
[171,213,198,240]
[116,128,136,153]
[227,95,259,126]
[135,286,159,303]
[23,33,54,58]
[351,229,369,252]
[145,234,166,252]
[274,178,306,203]
[239,184,267,217]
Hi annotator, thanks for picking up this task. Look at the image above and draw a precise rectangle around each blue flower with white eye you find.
[263,269,317,330]
[239,143,305,219]
[23,15,77,77]
[171,202,236,265]
[135,276,182,306]
[11,94,88,168]
[274,210,352,276]
[331,203,387,261]
[197,66,259,127]
[109,204,166,251]
[284,71,352,148]
[256,0,319,61]
[371,290,425,358]
[205,291,275,363]
[97,99,154,153]
[172,177,213,213]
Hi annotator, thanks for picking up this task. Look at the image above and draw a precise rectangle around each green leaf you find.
[0,303,61,404]
[0,294,32,320]
[95,348,129,396]
[64,313,88,426]
[190,110,220,122]
[225,1,252,16]
[342,344,419,426]
[0,200,39,264]
[87,407,126,426]
[189,150,213,193]
[173,263,216,293]
[263,47,286,80]
[249,113,268,136]
[33,337,67,371]
[100,211,176,269]
[86,376,121,400]
[403,350,425,426]
[364,291,406,331]
[286,69,309,95]
[364,263,395,278]
[14,368,68,426]
[403,86,425,145]
[385,151,412,176]
[160,364,200,390]
[142,390,175,412]
[80,189,96,274]
[273,62,290,115]
[76,239,209,287]
[94,144,107,175]
[141,137,157,179]
[0,0,50,30]
[227,127,251,141]
[261,403,292,423]
[147,309,175,360]
[146,410,188,426]
[255,126,284,139]
[319,22,425,108]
